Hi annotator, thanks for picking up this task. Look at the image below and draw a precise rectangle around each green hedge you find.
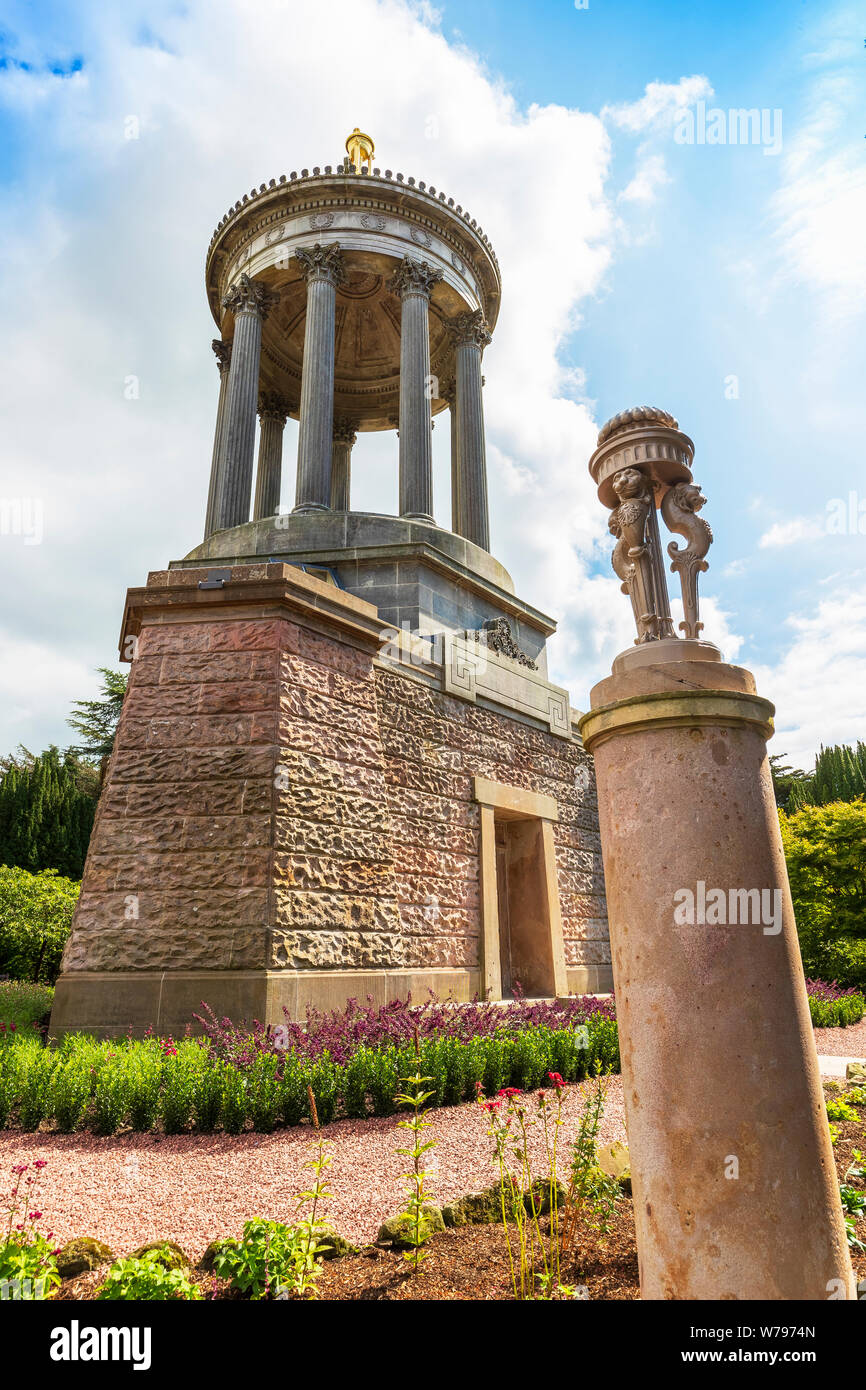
[0,865,79,985]
[0,1017,619,1136]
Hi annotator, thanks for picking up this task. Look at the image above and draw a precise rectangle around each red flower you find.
[548,1072,565,1090]
[33,1160,47,1170]
[482,1099,502,1113]
[497,1087,522,1099]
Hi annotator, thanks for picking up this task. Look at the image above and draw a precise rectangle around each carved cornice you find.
[222,273,278,321]
[387,256,443,300]
[211,338,232,372]
[446,309,492,350]
[294,242,346,287]
[258,390,289,424]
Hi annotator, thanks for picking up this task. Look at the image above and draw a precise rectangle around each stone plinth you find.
[579,654,854,1300]
[51,564,608,1038]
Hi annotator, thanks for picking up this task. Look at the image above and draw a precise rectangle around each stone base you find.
[50,965,613,1038]
[49,969,482,1039]
[51,562,609,1039]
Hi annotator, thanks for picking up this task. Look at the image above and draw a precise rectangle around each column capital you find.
[258,390,289,425]
[387,256,443,300]
[295,242,346,287]
[332,418,358,447]
[446,308,492,350]
[211,338,232,372]
[222,273,278,322]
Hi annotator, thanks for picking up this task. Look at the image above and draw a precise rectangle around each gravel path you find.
[0,1076,626,1258]
[813,1018,866,1059]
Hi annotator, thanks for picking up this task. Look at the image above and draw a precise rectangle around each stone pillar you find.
[294,243,345,513]
[448,311,492,551]
[330,420,357,512]
[253,392,288,521]
[214,275,276,532]
[388,257,442,522]
[203,340,231,539]
[578,407,854,1301]
[441,378,459,534]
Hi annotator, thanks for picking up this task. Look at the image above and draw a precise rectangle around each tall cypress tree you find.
[0,748,96,879]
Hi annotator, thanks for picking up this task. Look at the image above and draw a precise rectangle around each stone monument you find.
[50,133,609,1037]
[579,406,853,1300]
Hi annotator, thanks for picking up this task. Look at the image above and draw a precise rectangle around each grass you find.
[0,980,54,1035]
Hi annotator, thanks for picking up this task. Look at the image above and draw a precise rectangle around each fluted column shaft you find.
[294,243,345,513]
[389,258,442,522]
[215,276,275,531]
[451,311,492,551]
[204,340,231,539]
[253,393,288,521]
[330,421,356,511]
[442,379,459,534]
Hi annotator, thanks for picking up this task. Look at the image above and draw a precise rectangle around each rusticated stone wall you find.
[374,667,608,987]
[51,564,608,1037]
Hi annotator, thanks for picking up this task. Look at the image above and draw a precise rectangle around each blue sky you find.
[0,0,863,768]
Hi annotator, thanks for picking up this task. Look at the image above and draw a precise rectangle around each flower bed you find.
[0,996,619,1137]
[806,979,866,1028]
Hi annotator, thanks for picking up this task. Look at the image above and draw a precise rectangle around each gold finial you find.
[345,126,374,171]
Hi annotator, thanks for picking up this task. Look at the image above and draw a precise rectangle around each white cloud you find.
[752,588,866,769]
[769,14,866,319]
[619,153,671,204]
[602,76,714,134]
[759,516,825,548]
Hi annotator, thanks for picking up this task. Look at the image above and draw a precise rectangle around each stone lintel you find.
[120,561,394,661]
[472,776,559,822]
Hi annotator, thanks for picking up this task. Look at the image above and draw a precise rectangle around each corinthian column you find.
[448,310,492,551]
[253,392,288,521]
[388,257,442,523]
[203,339,231,539]
[330,420,357,511]
[441,377,459,533]
[214,275,277,531]
[294,243,345,513]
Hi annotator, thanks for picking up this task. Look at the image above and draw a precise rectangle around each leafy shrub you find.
[220,1062,248,1134]
[52,1055,91,1133]
[97,1251,202,1301]
[249,1053,281,1133]
[92,1056,130,1136]
[160,1041,202,1134]
[0,866,79,985]
[192,1059,223,1133]
[212,1217,324,1300]
[826,1096,859,1123]
[17,1043,57,1130]
[807,982,865,1028]
[781,801,866,988]
[1,1158,60,1300]
[0,1231,60,1299]
[126,1044,162,1132]
[0,1045,19,1128]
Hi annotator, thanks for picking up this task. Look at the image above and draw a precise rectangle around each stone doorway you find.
[475,777,568,1001]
